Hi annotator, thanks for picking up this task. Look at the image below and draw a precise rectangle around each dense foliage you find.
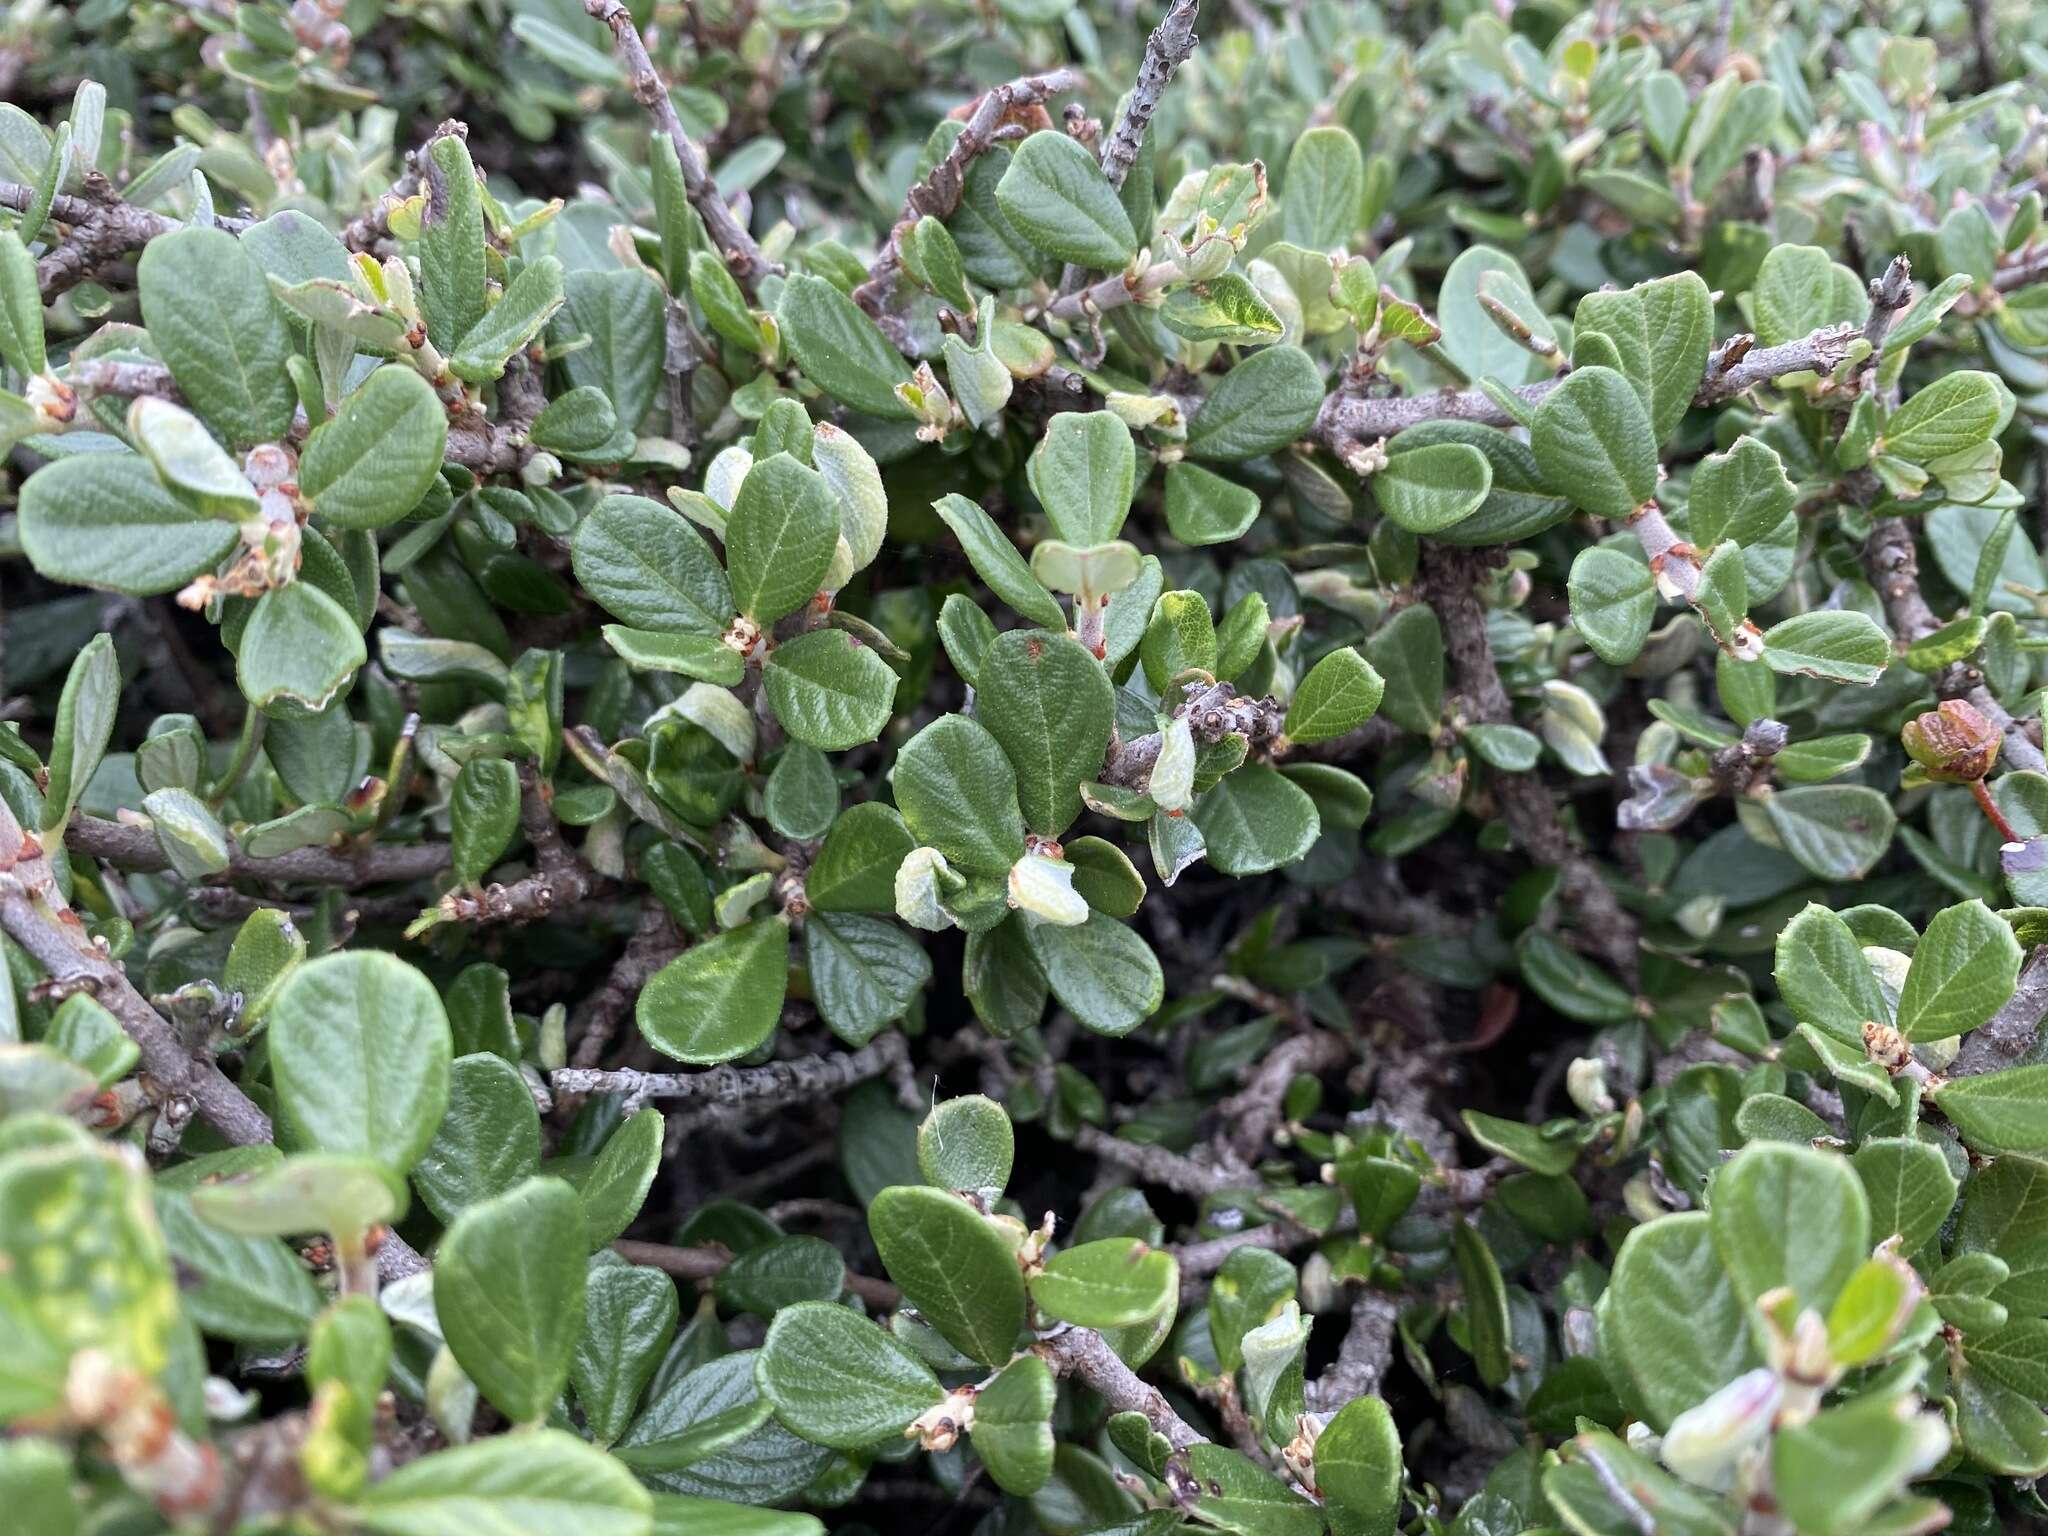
[7,0,2048,1532]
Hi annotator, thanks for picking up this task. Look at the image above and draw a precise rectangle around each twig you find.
[1214,1031,1349,1164]
[0,174,250,301]
[0,803,429,1278]
[1305,1292,1399,1412]
[613,1238,900,1309]
[1315,321,1863,444]
[1171,1220,1313,1282]
[552,1033,908,1112]
[1102,680,1287,790]
[1951,947,2048,1076]
[1073,1121,1240,1197]
[1101,0,1200,191]
[850,69,1081,322]
[1033,1325,1207,1451]
[340,119,465,254]
[581,0,775,295]
[416,769,603,931]
[65,814,451,887]
[568,904,683,1069]
[1417,544,1641,984]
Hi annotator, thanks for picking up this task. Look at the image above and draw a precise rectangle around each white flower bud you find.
[1659,1368,1781,1490]
[1149,715,1196,813]
[894,847,955,932]
[1566,1056,1615,1116]
[1007,851,1089,926]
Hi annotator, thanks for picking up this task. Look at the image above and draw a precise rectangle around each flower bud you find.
[1149,715,1196,813]
[894,847,955,932]
[1901,700,2000,783]
[1566,1057,1615,1116]
[1658,1368,1781,1489]
[1007,851,1089,926]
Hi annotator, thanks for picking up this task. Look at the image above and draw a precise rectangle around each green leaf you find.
[971,1355,1056,1495]
[1438,246,1552,389]
[1185,345,1326,462]
[1570,272,1713,442]
[918,1095,1014,1194]
[806,910,931,1045]
[931,493,1070,631]
[1281,126,1364,251]
[129,396,258,521]
[18,453,239,596]
[621,1350,827,1501]
[1773,1391,1940,1536]
[1374,442,1492,532]
[574,494,735,635]
[41,632,118,834]
[0,229,45,376]
[1450,1218,1512,1388]
[1762,785,1896,882]
[1933,1067,2048,1152]
[1141,590,1217,692]
[763,743,837,840]
[1159,275,1284,343]
[1191,763,1320,876]
[346,1429,651,1536]
[868,1184,1027,1365]
[763,628,898,750]
[0,1440,77,1536]
[891,714,1026,877]
[777,273,913,419]
[137,225,296,446]
[1852,1137,1957,1255]
[1164,462,1261,545]
[435,1177,586,1425]
[638,919,790,1065]
[558,268,666,431]
[1896,899,2022,1042]
[237,581,367,716]
[574,1265,679,1447]
[725,454,838,624]
[977,630,1114,839]
[270,952,452,1179]
[1028,412,1136,547]
[1530,365,1658,519]
[715,1235,845,1317]
[302,366,448,529]
[1025,910,1164,1037]
[1761,610,1891,685]
[1686,435,1798,600]
[1285,646,1384,744]
[1753,243,1864,348]
[153,1189,322,1344]
[575,1107,666,1251]
[413,1052,541,1225]
[1185,1445,1323,1536]
[1774,902,1889,1043]
[1709,1142,1870,1312]
[605,627,746,686]
[808,802,916,913]
[1597,1211,1753,1431]
[1317,1395,1403,1536]
[419,135,488,353]
[450,756,522,886]
[756,1301,942,1449]
[1567,546,1655,665]
[190,1153,403,1249]
[448,256,566,384]
[1516,930,1634,1024]
[1030,1238,1174,1328]
[994,130,1137,269]
[1885,371,2002,464]
[1365,602,1445,735]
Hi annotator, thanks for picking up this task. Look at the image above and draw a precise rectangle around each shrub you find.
[2,1,2048,1532]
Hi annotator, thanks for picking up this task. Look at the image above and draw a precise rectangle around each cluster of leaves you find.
[7,0,2048,1534]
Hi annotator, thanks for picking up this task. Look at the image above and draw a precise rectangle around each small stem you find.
[336,1232,380,1299]
[207,710,267,810]
[1971,777,2022,844]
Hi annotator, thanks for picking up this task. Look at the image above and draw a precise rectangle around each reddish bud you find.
[1901,700,2000,783]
